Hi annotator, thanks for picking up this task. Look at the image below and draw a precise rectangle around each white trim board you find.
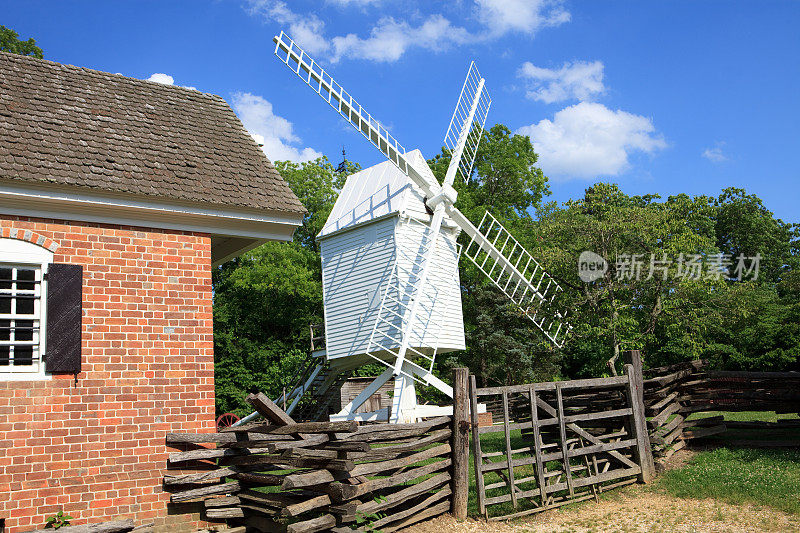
[0,181,304,265]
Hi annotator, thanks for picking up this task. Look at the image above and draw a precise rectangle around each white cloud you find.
[246,0,569,64]
[475,0,570,37]
[145,73,198,91]
[517,102,667,179]
[147,73,174,85]
[702,142,727,162]
[518,60,604,103]
[231,92,322,163]
[331,15,471,63]
[249,1,330,55]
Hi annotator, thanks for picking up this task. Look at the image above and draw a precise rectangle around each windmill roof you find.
[0,51,305,214]
[319,149,454,239]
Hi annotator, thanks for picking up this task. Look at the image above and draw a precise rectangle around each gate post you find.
[623,350,643,382]
[624,357,655,483]
[451,367,470,519]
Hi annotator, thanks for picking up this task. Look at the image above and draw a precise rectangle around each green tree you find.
[0,26,43,58]
[529,184,799,375]
[212,156,358,415]
[714,187,799,283]
[528,184,721,376]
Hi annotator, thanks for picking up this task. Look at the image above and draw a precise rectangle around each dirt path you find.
[406,488,800,533]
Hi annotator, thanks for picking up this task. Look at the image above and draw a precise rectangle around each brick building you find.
[0,52,304,532]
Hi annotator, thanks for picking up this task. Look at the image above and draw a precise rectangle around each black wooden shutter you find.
[46,263,83,373]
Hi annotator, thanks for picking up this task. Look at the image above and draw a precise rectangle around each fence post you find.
[623,350,643,382]
[451,367,470,519]
[624,359,655,483]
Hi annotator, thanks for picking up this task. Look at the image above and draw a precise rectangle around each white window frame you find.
[0,238,53,381]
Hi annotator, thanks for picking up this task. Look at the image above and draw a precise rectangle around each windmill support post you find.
[391,372,419,423]
[330,367,394,421]
[331,362,468,422]
[387,71,483,423]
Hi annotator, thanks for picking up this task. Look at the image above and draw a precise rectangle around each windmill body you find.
[227,31,572,427]
[318,150,465,372]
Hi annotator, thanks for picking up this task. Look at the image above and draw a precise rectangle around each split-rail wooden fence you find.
[165,353,800,529]
[465,362,655,521]
[165,393,453,532]
[642,356,800,465]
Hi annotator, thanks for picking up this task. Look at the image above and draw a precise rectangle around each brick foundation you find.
[0,216,217,532]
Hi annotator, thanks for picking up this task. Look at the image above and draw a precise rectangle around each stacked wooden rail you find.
[165,393,453,532]
[23,520,151,533]
[468,365,654,521]
[642,359,800,465]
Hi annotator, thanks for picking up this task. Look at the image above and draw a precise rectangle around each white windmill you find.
[260,31,570,424]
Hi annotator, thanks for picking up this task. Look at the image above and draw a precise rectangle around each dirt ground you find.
[408,490,800,533]
[406,451,800,533]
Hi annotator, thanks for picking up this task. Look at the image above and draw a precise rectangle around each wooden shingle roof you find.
[0,51,305,214]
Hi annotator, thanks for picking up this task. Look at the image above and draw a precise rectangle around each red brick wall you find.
[0,216,217,533]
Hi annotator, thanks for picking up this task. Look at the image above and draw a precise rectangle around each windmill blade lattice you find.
[364,215,447,383]
[273,31,438,194]
[448,208,572,347]
[444,61,492,183]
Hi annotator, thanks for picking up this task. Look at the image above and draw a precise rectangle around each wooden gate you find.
[469,364,654,520]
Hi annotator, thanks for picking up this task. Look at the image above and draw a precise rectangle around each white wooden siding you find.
[321,217,396,360]
[394,220,465,355]
[321,215,465,363]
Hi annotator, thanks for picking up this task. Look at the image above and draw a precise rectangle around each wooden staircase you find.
[274,323,354,422]
[290,361,354,422]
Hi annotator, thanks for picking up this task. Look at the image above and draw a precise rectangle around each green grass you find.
[687,411,799,423]
[466,429,615,519]
[654,411,800,516]
[656,446,800,515]
[467,429,548,518]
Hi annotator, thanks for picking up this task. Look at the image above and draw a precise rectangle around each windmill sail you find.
[444,62,492,183]
[273,31,438,195]
[448,208,571,347]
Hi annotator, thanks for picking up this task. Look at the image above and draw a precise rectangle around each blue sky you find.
[4,1,799,222]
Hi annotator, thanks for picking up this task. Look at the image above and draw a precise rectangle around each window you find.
[0,238,52,379]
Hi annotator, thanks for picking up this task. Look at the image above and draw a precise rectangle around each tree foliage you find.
[0,26,43,58]
[212,156,358,415]
[529,184,799,377]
